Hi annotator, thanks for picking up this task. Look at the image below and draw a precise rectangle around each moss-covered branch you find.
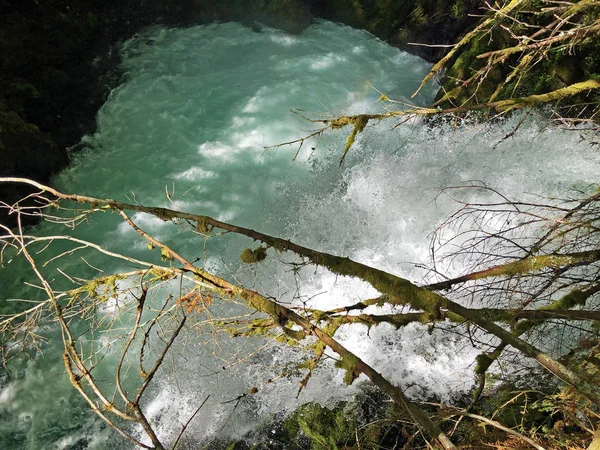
[322,307,600,329]
[4,177,599,408]
[275,79,600,159]
[432,0,600,118]
[412,0,527,98]
[117,205,458,450]
[425,250,600,291]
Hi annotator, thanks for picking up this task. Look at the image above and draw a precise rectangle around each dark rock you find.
[309,0,482,62]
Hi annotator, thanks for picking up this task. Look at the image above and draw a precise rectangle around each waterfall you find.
[1,20,599,449]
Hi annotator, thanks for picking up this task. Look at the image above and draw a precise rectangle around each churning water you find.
[1,20,600,449]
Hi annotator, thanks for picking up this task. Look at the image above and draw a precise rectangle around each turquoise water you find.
[1,20,600,449]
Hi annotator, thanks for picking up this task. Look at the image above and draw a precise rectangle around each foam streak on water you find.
[1,20,600,449]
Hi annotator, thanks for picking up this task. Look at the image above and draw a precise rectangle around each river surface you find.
[1,20,600,449]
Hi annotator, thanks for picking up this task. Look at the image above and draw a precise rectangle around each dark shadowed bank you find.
[0,0,484,227]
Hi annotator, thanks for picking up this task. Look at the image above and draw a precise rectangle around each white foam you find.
[173,167,217,181]
[242,95,261,113]
[232,115,257,127]
[232,129,266,150]
[55,434,81,450]
[269,33,299,46]
[197,141,237,160]
[136,382,229,446]
[310,52,347,70]
[334,323,479,400]
[117,212,170,235]
[0,382,16,405]
[300,269,378,311]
